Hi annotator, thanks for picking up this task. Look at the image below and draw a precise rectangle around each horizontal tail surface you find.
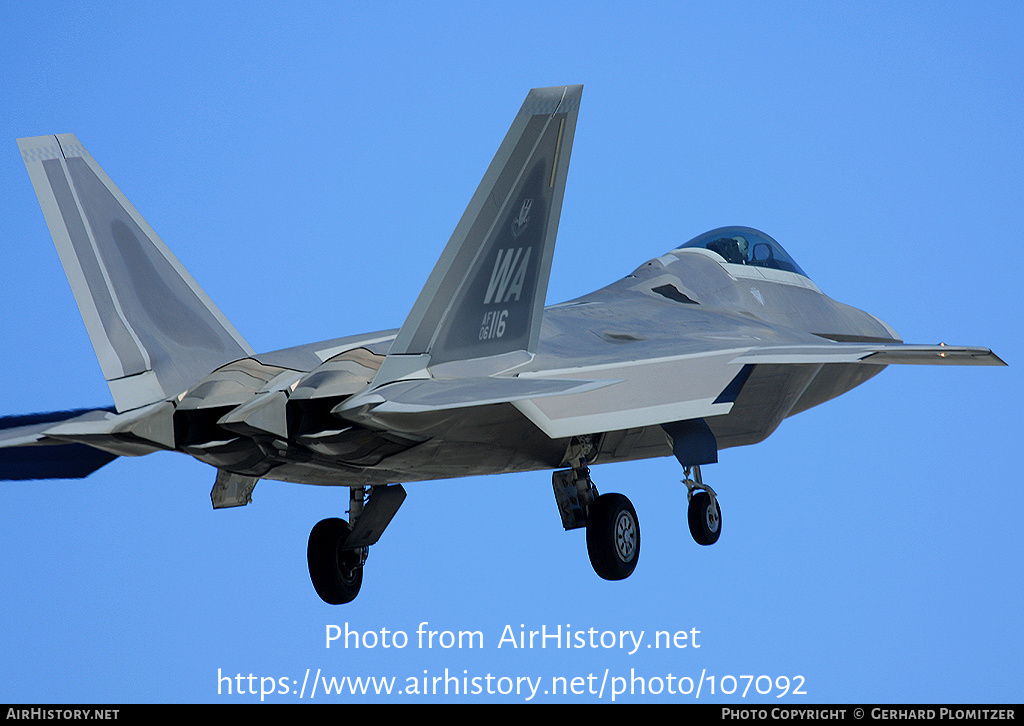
[0,408,118,479]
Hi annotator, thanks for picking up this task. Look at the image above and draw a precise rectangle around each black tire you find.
[307,517,364,604]
[688,491,721,545]
[586,493,640,580]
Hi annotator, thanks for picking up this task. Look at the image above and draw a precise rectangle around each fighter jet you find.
[1,85,1004,604]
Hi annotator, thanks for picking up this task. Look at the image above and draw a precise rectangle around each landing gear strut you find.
[552,439,640,581]
[307,484,406,604]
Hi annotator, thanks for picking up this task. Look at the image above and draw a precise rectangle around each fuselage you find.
[173,228,900,488]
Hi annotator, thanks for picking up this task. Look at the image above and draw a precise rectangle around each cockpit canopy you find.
[674,226,808,278]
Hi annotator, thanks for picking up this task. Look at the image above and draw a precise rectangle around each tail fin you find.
[18,135,254,411]
[372,85,583,385]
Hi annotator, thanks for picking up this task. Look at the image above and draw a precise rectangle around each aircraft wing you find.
[730,343,1006,366]
[506,348,757,439]
[337,376,617,414]
[510,341,1004,438]
[497,342,1003,440]
[342,345,757,439]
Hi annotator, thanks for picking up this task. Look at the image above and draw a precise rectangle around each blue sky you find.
[0,2,1020,703]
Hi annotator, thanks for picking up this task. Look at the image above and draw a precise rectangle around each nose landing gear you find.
[683,465,721,545]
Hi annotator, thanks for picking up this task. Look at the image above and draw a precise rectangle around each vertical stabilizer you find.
[18,135,254,411]
[373,85,582,384]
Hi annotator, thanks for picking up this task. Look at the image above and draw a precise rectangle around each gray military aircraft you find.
[2,85,1004,604]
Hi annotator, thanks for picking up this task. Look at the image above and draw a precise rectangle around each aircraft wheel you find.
[586,493,640,580]
[688,490,721,545]
[307,517,364,604]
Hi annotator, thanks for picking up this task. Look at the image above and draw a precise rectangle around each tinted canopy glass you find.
[675,227,808,277]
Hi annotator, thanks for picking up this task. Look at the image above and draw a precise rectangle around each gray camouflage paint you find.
[1,86,1003,491]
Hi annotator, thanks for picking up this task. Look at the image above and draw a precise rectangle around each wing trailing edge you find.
[336,376,616,415]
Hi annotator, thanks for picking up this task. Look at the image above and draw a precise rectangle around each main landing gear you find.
[552,449,723,583]
[586,492,640,580]
[552,444,641,581]
[307,484,406,604]
[308,517,365,604]
[308,436,725,601]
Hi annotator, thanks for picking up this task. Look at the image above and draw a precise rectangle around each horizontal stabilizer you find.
[41,401,175,456]
[0,443,117,480]
[0,401,180,480]
[0,407,119,480]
